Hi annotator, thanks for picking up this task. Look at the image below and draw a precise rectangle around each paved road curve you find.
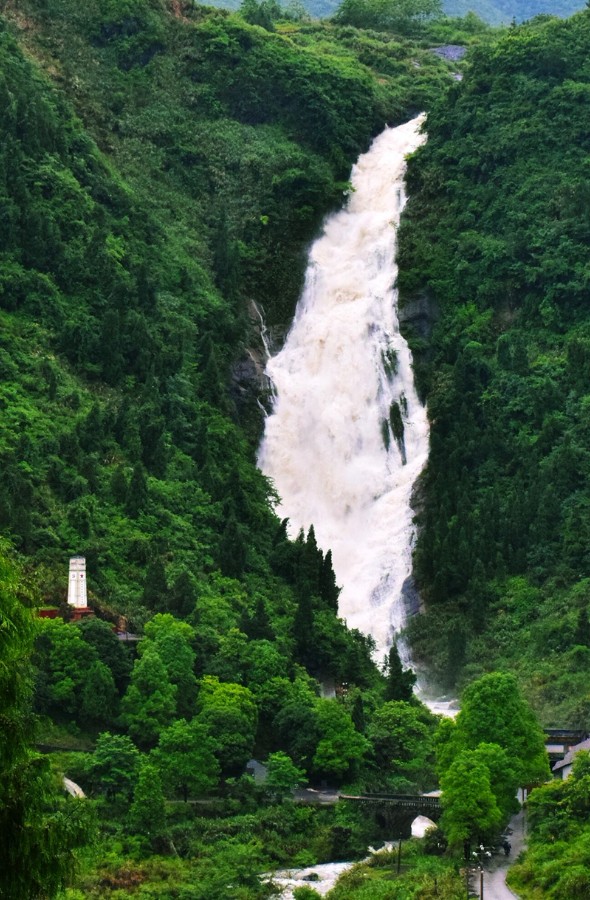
[478,807,525,900]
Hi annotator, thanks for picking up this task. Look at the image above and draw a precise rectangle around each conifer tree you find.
[299,525,322,598]
[218,512,247,578]
[351,691,366,733]
[100,309,124,384]
[243,596,274,641]
[125,464,148,518]
[168,570,196,618]
[142,558,168,610]
[293,590,314,669]
[384,643,416,702]
[319,550,340,612]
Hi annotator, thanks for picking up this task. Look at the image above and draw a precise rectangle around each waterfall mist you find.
[258,115,428,659]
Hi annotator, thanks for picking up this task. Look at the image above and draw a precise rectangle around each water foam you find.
[258,116,428,658]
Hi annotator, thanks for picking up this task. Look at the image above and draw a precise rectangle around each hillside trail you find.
[478,807,525,900]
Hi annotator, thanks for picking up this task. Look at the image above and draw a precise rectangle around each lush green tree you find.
[152,718,220,802]
[197,676,258,775]
[208,627,249,682]
[293,590,315,669]
[242,595,274,641]
[274,699,321,773]
[77,617,132,693]
[434,716,458,778]
[34,618,97,717]
[239,0,281,30]
[366,701,435,789]
[143,613,198,718]
[167,570,197,618]
[120,645,177,748]
[334,0,442,33]
[128,761,168,844]
[142,557,168,610]
[383,643,416,702]
[312,699,369,781]
[265,751,306,801]
[472,742,520,820]
[87,732,141,800]
[451,673,549,786]
[217,513,247,579]
[125,464,148,518]
[80,659,118,726]
[242,639,285,689]
[440,749,503,850]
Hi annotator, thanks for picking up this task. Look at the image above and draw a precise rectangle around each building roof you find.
[553,737,590,772]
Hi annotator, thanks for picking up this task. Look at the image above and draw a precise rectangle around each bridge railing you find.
[340,792,441,809]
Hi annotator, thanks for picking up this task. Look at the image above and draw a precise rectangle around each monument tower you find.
[67,556,92,619]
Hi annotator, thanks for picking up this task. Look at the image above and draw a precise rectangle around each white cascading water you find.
[258,115,428,658]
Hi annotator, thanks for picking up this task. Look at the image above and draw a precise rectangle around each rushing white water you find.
[258,115,428,657]
[268,862,353,898]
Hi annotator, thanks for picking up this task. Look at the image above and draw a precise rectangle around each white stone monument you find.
[67,556,88,608]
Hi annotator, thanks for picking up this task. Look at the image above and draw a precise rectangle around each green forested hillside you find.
[0,0,449,617]
[399,8,590,725]
[0,0,463,894]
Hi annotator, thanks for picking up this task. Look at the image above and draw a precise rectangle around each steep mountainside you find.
[399,8,590,725]
[0,0,451,624]
[0,3,457,892]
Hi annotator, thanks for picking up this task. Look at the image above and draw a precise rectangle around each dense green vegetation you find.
[399,7,590,726]
[509,751,590,899]
[0,0,463,894]
[333,0,443,34]
[435,673,549,849]
[0,0,451,615]
[310,841,467,898]
[0,543,90,898]
[3,0,587,892]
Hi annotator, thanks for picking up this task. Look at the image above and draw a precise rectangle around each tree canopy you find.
[334,0,443,33]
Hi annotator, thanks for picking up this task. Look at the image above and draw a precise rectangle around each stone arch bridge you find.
[339,793,442,838]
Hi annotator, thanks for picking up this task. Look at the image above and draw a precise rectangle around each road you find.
[477,807,526,900]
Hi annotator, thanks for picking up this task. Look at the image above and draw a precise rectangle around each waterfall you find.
[258,115,428,658]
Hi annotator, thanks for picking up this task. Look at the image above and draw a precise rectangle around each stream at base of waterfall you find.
[258,115,428,661]
[266,820,436,899]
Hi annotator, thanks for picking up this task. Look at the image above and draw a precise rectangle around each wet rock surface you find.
[431,44,467,62]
